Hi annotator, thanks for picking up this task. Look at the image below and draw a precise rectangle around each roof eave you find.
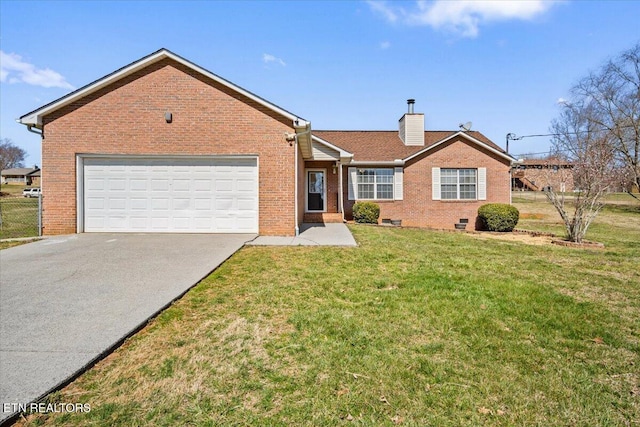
[18,48,304,127]
[403,131,515,163]
[347,160,405,166]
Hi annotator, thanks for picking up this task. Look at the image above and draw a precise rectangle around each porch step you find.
[303,213,343,223]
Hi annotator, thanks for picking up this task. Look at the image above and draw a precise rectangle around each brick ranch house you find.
[19,49,515,236]
[1,167,41,186]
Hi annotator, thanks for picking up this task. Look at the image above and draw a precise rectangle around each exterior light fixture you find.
[165,112,172,123]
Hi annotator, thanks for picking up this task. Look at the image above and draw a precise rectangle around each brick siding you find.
[343,137,511,230]
[40,58,296,236]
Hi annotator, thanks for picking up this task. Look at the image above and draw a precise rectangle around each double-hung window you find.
[356,168,393,200]
[441,168,477,200]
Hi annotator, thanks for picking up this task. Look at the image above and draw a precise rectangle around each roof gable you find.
[19,49,308,128]
[404,131,514,163]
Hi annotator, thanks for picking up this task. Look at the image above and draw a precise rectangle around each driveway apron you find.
[0,233,253,423]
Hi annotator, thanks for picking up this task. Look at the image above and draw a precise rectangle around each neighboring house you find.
[27,169,41,187]
[18,49,514,236]
[0,167,40,186]
[512,157,574,192]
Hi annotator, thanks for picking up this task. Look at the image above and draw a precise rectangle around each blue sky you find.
[1,0,639,166]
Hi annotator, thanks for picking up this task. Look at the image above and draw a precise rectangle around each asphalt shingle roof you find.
[313,130,504,162]
[0,167,39,176]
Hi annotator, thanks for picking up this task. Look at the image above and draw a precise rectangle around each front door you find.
[306,170,325,212]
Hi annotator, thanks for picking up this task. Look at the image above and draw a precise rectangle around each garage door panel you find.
[130,217,148,229]
[237,197,257,211]
[151,198,170,210]
[215,197,233,210]
[151,179,169,192]
[194,199,212,210]
[150,165,170,173]
[86,197,105,210]
[86,178,105,191]
[236,217,257,230]
[130,198,147,210]
[237,179,255,192]
[172,179,190,191]
[83,157,257,233]
[194,179,212,191]
[215,218,235,230]
[151,217,169,229]
[109,198,127,210]
[108,179,126,191]
[172,217,190,229]
[107,216,127,229]
[215,179,233,192]
[130,179,147,191]
[173,198,190,210]
[85,217,105,229]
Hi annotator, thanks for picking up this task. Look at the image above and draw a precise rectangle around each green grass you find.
[0,184,30,196]
[18,196,640,426]
[0,197,39,239]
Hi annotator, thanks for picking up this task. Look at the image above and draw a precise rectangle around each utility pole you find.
[505,133,517,154]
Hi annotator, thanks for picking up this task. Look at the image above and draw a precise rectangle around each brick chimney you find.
[399,99,424,146]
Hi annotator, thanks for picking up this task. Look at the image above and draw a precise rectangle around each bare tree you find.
[548,101,620,243]
[0,138,27,171]
[572,43,640,193]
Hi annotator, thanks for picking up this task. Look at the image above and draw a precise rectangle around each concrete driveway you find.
[0,233,254,423]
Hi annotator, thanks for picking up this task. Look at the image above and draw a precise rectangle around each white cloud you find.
[262,53,286,67]
[368,0,559,38]
[0,51,74,89]
[556,97,568,105]
[380,41,391,49]
[366,0,398,23]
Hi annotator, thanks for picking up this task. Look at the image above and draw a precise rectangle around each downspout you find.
[294,135,300,236]
[338,161,345,222]
[509,160,516,205]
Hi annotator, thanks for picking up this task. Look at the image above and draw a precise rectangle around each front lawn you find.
[18,197,639,426]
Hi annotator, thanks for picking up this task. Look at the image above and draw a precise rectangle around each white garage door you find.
[82,157,258,233]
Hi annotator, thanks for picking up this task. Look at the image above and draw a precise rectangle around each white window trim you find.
[432,167,486,201]
[305,168,327,213]
[355,168,395,201]
[441,168,477,200]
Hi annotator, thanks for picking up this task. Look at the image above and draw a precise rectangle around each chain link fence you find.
[0,195,42,239]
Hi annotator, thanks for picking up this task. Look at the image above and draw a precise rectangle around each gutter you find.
[338,162,345,223]
[347,160,405,166]
[23,123,43,136]
[291,119,311,237]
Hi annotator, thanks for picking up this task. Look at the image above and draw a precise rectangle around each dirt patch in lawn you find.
[467,231,555,246]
